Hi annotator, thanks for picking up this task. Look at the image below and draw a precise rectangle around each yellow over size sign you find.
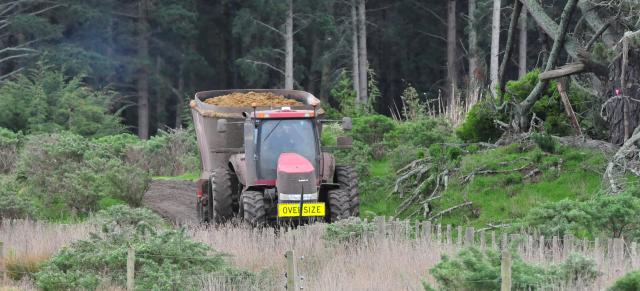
[278,203,326,217]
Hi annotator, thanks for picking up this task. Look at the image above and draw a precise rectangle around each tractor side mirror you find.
[342,117,352,131]
[217,119,227,133]
[337,136,353,149]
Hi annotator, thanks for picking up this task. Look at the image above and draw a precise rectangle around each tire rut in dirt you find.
[143,180,197,225]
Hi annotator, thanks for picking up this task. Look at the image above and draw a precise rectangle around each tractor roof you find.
[252,107,315,119]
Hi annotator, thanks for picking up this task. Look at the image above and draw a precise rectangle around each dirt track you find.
[143,180,198,225]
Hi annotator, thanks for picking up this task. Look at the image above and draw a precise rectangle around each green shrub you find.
[16,132,150,215]
[557,253,600,285]
[335,140,371,177]
[323,217,376,243]
[518,193,640,239]
[93,133,141,158]
[517,199,589,238]
[124,128,199,176]
[446,146,463,161]
[430,248,549,290]
[0,65,123,137]
[351,114,396,144]
[320,123,343,146]
[385,118,454,148]
[35,228,249,290]
[532,133,557,153]
[428,144,444,159]
[0,127,20,173]
[0,177,33,219]
[388,144,421,171]
[90,205,165,230]
[456,101,502,143]
[330,71,358,117]
[609,271,640,291]
[503,70,590,136]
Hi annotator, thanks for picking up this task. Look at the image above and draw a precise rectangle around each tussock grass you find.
[0,220,94,286]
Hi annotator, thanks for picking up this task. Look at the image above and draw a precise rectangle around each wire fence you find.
[2,218,640,290]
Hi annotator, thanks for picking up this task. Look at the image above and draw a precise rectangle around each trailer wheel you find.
[327,188,350,222]
[335,165,359,217]
[241,190,266,226]
[206,168,234,223]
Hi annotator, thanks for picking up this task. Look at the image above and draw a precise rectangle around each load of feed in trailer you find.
[203,91,304,107]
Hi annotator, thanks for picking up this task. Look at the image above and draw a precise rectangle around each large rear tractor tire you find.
[327,188,351,222]
[242,190,266,226]
[335,165,359,217]
[204,168,235,224]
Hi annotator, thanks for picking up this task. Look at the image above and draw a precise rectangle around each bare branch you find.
[240,59,285,76]
[253,18,284,36]
[417,30,447,42]
[0,67,24,81]
[0,53,33,64]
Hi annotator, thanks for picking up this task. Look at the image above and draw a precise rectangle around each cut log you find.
[539,63,585,80]
[428,202,473,221]
[556,80,583,136]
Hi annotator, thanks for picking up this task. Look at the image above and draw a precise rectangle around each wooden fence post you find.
[437,224,442,244]
[127,245,135,291]
[631,242,638,268]
[375,216,385,238]
[501,250,512,291]
[0,241,5,282]
[457,226,463,246]
[285,250,297,291]
[538,236,544,262]
[613,238,624,265]
[422,221,432,243]
[501,233,508,250]
[465,227,474,246]
[491,231,497,250]
[552,236,559,262]
[446,225,452,245]
[480,231,486,249]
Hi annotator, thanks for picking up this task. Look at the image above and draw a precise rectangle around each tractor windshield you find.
[256,119,318,180]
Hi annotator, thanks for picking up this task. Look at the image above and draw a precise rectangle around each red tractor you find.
[190,89,358,225]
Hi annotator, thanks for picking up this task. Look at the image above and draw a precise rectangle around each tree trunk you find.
[468,0,479,83]
[515,0,578,130]
[489,0,501,97]
[498,0,522,98]
[357,0,368,105]
[520,0,579,59]
[284,0,294,90]
[351,0,360,103]
[175,63,184,129]
[577,0,617,47]
[446,0,457,108]
[518,9,528,78]
[137,0,150,140]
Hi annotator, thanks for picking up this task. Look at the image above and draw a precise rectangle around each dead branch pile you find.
[605,125,640,193]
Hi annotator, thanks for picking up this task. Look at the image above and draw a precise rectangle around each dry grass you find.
[0,220,93,288]
[190,222,640,291]
[1,219,638,290]
[189,223,453,290]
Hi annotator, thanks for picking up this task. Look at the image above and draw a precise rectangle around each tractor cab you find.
[251,108,320,183]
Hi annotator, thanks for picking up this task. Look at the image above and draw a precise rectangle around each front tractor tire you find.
[335,165,359,217]
[327,188,351,222]
[203,168,235,224]
[241,190,266,226]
